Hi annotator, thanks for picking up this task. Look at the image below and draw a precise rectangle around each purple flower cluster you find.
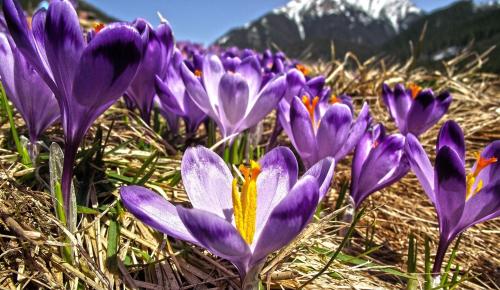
[1,0,498,287]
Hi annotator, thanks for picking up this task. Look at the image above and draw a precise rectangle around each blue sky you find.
[85,0,462,45]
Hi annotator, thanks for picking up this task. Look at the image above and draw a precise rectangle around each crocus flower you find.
[3,0,142,218]
[0,33,59,151]
[121,146,335,287]
[350,124,409,209]
[268,68,334,150]
[181,53,287,139]
[405,120,500,276]
[382,83,452,137]
[279,91,370,168]
[125,18,173,123]
[155,49,206,134]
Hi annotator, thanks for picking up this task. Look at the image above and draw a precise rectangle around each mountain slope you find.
[215,0,500,72]
[382,0,500,72]
[215,0,421,60]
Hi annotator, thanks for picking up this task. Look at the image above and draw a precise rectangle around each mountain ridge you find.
[215,0,500,72]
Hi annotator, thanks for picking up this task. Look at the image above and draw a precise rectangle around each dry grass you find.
[0,46,499,289]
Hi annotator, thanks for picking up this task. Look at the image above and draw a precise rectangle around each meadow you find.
[0,0,499,289]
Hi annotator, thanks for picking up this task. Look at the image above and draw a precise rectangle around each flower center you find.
[302,95,320,127]
[93,22,105,33]
[296,64,310,76]
[466,151,497,200]
[408,83,422,99]
[194,69,202,77]
[330,95,342,104]
[232,160,261,244]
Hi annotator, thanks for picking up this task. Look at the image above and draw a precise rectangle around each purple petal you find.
[437,120,465,164]
[406,90,437,136]
[456,181,500,235]
[434,146,466,238]
[353,134,407,208]
[202,54,224,105]
[316,103,352,159]
[290,96,317,168]
[381,83,396,119]
[254,147,298,241]
[427,91,452,126]
[68,24,141,142]
[44,0,84,99]
[155,75,183,116]
[351,130,373,197]
[251,176,319,264]
[180,61,215,118]
[218,72,249,127]
[392,84,412,133]
[0,34,59,143]
[236,55,261,99]
[476,141,500,185]
[177,206,250,276]
[334,102,371,161]
[126,21,172,122]
[120,186,198,245]
[283,68,306,102]
[405,133,435,203]
[242,74,286,130]
[181,146,234,221]
[2,0,55,90]
[304,157,335,200]
[305,76,325,98]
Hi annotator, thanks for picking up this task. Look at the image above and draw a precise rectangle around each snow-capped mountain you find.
[215,0,422,59]
[276,0,421,39]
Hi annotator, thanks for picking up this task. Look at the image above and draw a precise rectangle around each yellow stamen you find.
[408,83,422,99]
[232,161,261,244]
[93,22,105,33]
[296,64,310,76]
[302,95,320,126]
[465,151,497,200]
[194,69,202,77]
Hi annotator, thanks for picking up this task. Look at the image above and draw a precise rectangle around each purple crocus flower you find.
[155,49,206,134]
[382,83,452,137]
[120,146,335,287]
[180,53,287,139]
[279,91,370,168]
[350,124,409,209]
[405,120,500,276]
[3,0,142,217]
[125,18,173,123]
[0,33,59,147]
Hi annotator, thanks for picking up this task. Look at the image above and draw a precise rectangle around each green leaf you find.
[106,219,120,273]
[425,236,432,290]
[0,83,31,166]
[77,205,100,215]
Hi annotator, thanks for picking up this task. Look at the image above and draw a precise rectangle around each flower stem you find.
[61,144,78,227]
[431,236,448,277]
[241,263,264,290]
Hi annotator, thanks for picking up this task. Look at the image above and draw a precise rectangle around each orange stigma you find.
[466,151,498,200]
[93,22,105,33]
[408,83,422,99]
[296,64,310,76]
[302,95,319,125]
[330,95,342,104]
[372,140,380,149]
[194,69,202,77]
[472,152,497,177]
